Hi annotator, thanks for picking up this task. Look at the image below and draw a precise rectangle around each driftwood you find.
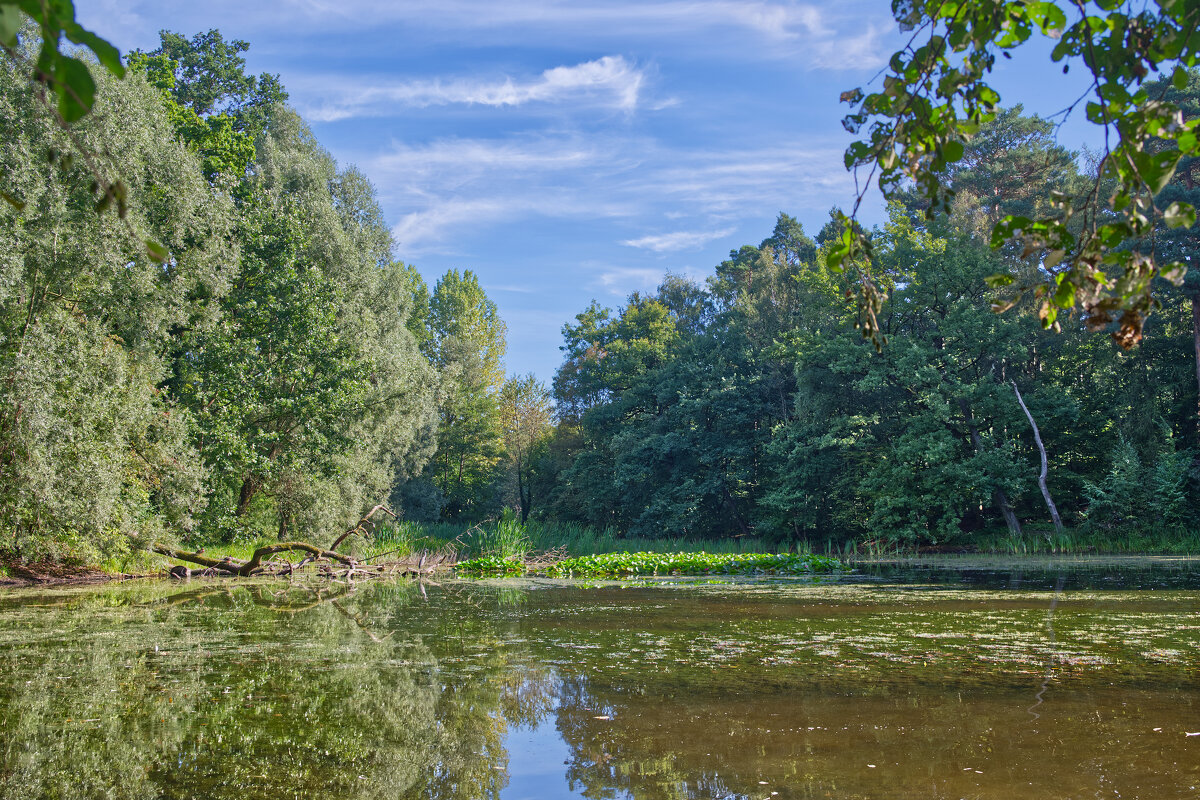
[155,542,356,579]
[328,504,397,553]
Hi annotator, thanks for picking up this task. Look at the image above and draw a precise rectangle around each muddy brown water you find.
[0,557,1197,798]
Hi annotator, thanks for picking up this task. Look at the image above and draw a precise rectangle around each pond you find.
[1,557,1198,799]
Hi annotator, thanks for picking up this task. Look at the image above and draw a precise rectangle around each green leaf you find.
[1132,148,1181,194]
[0,4,22,47]
[1160,262,1188,286]
[942,139,964,162]
[990,215,1032,248]
[1172,65,1190,91]
[0,189,26,211]
[1162,201,1196,229]
[1052,275,1075,308]
[1026,1,1067,36]
[64,24,125,78]
[144,239,169,262]
[984,273,1015,288]
[52,56,97,123]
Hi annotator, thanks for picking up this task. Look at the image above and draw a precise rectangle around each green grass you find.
[455,551,843,578]
[955,525,1200,556]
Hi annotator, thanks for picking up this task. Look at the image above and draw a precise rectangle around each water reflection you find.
[0,564,1197,799]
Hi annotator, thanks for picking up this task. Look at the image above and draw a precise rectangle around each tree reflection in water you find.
[1,575,1199,799]
[0,581,555,800]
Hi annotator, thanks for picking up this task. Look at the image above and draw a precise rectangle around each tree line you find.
[523,102,1200,546]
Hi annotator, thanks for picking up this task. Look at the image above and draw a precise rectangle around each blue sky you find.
[79,0,1100,383]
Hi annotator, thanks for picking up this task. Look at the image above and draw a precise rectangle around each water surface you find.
[1,557,1198,799]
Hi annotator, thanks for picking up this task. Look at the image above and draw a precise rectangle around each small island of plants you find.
[454,551,843,578]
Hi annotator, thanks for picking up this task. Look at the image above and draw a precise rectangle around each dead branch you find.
[329,504,397,553]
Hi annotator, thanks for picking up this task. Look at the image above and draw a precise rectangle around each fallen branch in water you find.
[153,541,453,581]
[153,542,355,579]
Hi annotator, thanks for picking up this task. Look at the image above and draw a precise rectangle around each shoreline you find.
[4,550,1200,590]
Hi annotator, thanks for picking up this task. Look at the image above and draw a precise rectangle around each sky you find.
[78,0,1101,383]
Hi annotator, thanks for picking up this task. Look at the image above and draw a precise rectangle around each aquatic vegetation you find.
[455,551,842,578]
[544,551,841,577]
[454,555,527,577]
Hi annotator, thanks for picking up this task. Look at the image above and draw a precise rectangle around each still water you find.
[1,558,1198,799]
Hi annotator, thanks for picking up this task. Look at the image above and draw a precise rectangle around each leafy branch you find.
[837,0,1200,349]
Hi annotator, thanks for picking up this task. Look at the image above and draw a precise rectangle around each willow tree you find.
[0,57,232,560]
[498,374,553,522]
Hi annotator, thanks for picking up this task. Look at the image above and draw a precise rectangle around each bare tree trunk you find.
[277,504,293,541]
[1012,382,1064,537]
[958,398,1022,538]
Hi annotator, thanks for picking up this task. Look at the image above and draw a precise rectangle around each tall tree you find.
[138,29,285,138]
[498,374,553,522]
[419,270,507,520]
[180,106,437,541]
[1140,69,1200,446]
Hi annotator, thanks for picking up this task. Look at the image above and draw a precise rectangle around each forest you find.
[2,26,1199,568]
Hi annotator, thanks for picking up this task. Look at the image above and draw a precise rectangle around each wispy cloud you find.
[298,56,645,121]
[369,137,604,182]
[272,0,890,68]
[282,0,829,41]
[587,263,710,296]
[621,227,735,252]
[594,266,668,294]
[101,0,890,70]
[366,132,857,255]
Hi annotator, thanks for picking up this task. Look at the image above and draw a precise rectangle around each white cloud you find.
[369,138,603,183]
[368,132,857,256]
[298,56,644,121]
[392,198,512,251]
[621,228,735,252]
[595,266,667,294]
[270,0,889,68]
[587,263,710,296]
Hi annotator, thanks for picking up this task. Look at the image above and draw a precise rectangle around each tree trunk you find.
[328,504,397,552]
[958,398,1022,538]
[154,542,356,577]
[518,468,531,523]
[278,504,294,541]
[235,475,259,518]
[1012,382,1064,538]
[1192,294,1200,449]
